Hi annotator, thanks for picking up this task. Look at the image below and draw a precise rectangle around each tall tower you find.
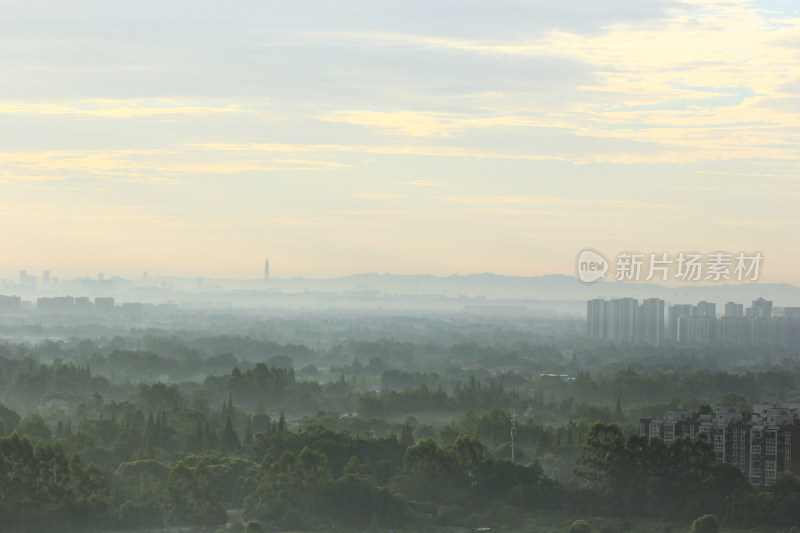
[264,259,270,282]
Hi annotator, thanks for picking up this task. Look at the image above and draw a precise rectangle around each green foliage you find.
[568,519,592,533]
[116,499,161,529]
[769,472,800,526]
[244,446,332,526]
[0,403,20,436]
[319,474,413,528]
[165,460,227,527]
[690,514,719,533]
[399,422,415,448]
[222,417,241,451]
[17,414,51,442]
[244,521,263,533]
[0,433,109,530]
[575,422,750,521]
[2,333,800,531]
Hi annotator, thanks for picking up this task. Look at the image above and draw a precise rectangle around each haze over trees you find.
[1,308,799,531]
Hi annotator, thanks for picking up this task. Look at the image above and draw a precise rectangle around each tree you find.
[69,453,110,521]
[245,521,264,533]
[450,435,487,471]
[17,414,52,442]
[568,519,591,533]
[690,514,719,533]
[244,447,332,525]
[399,423,415,448]
[165,461,226,527]
[0,403,20,436]
[222,417,241,452]
[574,422,626,493]
[243,416,254,448]
[0,434,110,530]
[770,472,800,526]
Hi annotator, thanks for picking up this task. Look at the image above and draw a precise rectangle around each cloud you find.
[400,179,446,187]
[441,196,672,209]
[187,142,571,161]
[294,4,800,164]
[0,171,67,183]
[672,185,721,192]
[317,110,547,137]
[1,149,351,183]
[0,98,245,118]
[353,194,406,199]
[2,0,799,280]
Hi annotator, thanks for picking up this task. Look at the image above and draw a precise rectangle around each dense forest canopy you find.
[1,310,799,531]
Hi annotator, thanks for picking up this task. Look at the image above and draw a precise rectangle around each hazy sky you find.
[2,0,799,281]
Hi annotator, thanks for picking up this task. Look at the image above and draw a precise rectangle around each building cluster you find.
[0,294,178,315]
[14,270,139,290]
[37,296,118,315]
[587,297,665,344]
[0,295,22,312]
[668,298,800,346]
[588,297,800,347]
[640,404,800,488]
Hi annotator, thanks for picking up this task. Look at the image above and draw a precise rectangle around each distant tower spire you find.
[264,258,270,282]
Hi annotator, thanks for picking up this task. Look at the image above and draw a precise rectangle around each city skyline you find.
[588,295,800,347]
[2,1,800,281]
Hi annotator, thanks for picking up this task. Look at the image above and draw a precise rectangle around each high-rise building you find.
[609,297,638,343]
[638,298,665,345]
[725,302,744,318]
[696,301,716,318]
[587,299,607,339]
[719,316,749,344]
[749,317,784,346]
[94,297,115,315]
[586,298,665,345]
[0,295,21,312]
[668,304,695,342]
[19,270,36,287]
[74,297,93,314]
[749,297,773,319]
[37,296,75,314]
[264,259,270,282]
[602,297,792,347]
[683,316,716,343]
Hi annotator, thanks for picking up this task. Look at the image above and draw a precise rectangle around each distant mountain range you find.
[260,273,800,306]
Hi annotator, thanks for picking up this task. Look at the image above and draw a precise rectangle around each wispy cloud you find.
[187,143,571,161]
[1,149,351,183]
[317,110,548,137]
[0,171,66,183]
[353,194,406,199]
[2,0,799,280]
[441,196,672,209]
[0,98,245,118]
[400,179,446,187]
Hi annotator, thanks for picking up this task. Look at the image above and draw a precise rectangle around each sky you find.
[1,0,799,282]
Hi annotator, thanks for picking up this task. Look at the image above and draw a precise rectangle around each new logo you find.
[576,249,608,283]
